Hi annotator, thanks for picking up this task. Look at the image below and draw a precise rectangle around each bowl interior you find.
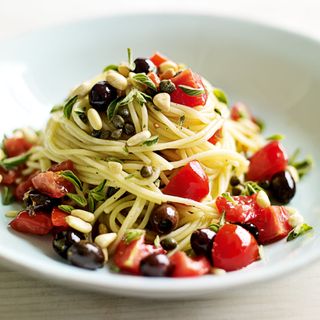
[0,14,319,298]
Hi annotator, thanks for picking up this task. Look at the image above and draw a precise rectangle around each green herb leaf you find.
[88,193,95,212]
[178,85,205,96]
[142,136,159,146]
[60,170,83,191]
[154,235,161,248]
[133,73,157,91]
[209,223,220,233]
[106,96,123,120]
[50,104,63,113]
[89,180,107,202]
[254,118,265,132]
[242,181,263,196]
[221,192,235,203]
[288,149,313,179]
[124,230,144,244]
[63,95,78,119]
[103,64,118,72]
[1,152,31,170]
[66,193,87,207]
[214,108,222,116]
[58,205,74,213]
[266,134,285,141]
[213,88,228,104]
[1,186,14,205]
[287,223,313,241]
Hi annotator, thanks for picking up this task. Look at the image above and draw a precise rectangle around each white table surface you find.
[0,0,320,319]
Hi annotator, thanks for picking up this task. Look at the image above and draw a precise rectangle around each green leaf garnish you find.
[154,235,161,248]
[242,181,263,196]
[142,136,159,146]
[50,104,63,113]
[124,230,144,244]
[103,64,118,72]
[88,193,95,212]
[254,118,265,132]
[58,205,74,213]
[1,186,14,205]
[1,152,31,170]
[133,73,157,91]
[288,149,313,179]
[266,134,285,141]
[209,223,220,233]
[213,88,228,104]
[287,223,313,241]
[221,192,235,203]
[89,180,107,202]
[60,170,83,191]
[106,96,124,120]
[178,85,205,96]
[63,95,78,119]
[214,108,222,116]
[66,193,87,207]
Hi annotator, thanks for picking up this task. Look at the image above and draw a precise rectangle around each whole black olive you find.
[24,189,59,214]
[52,229,85,259]
[150,204,179,234]
[160,237,178,251]
[270,170,296,204]
[67,241,105,270]
[89,81,117,112]
[133,58,156,74]
[236,223,259,241]
[140,253,172,277]
[190,228,216,257]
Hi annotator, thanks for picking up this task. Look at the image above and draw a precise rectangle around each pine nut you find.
[87,108,103,130]
[256,190,270,208]
[66,216,92,233]
[288,213,304,228]
[108,161,123,174]
[5,210,19,218]
[127,130,151,146]
[71,209,94,223]
[70,81,91,97]
[159,60,178,73]
[210,267,226,275]
[153,93,171,112]
[22,128,39,144]
[99,223,108,234]
[95,233,117,248]
[160,68,175,80]
[102,248,109,262]
[118,64,130,77]
[106,70,128,90]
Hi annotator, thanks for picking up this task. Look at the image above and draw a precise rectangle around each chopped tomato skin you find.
[162,161,209,202]
[149,52,168,67]
[0,167,19,185]
[208,128,223,145]
[49,160,75,172]
[212,224,260,271]
[51,207,69,228]
[4,137,33,157]
[13,171,38,201]
[147,72,161,87]
[170,251,210,277]
[170,69,208,107]
[10,210,52,235]
[246,141,288,181]
[230,102,252,121]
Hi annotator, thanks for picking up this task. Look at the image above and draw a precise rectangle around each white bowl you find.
[0,14,319,299]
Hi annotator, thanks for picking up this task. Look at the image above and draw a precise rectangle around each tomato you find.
[230,102,253,121]
[51,207,69,228]
[170,251,210,277]
[0,167,19,185]
[162,161,209,202]
[208,128,223,145]
[170,69,208,107]
[149,52,168,67]
[31,171,73,198]
[246,141,288,181]
[10,210,52,235]
[250,206,292,244]
[4,137,33,157]
[215,194,259,224]
[114,235,164,275]
[14,171,38,201]
[49,160,74,172]
[212,224,260,271]
[147,72,160,88]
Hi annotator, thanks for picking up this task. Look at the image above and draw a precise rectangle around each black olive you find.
[258,180,270,190]
[52,229,85,259]
[89,81,117,112]
[123,123,135,136]
[236,223,259,241]
[67,241,105,270]
[190,228,216,257]
[160,237,178,251]
[24,190,58,214]
[230,176,241,187]
[140,253,172,277]
[133,58,156,74]
[150,204,179,234]
[140,166,153,178]
[270,170,296,204]
[231,185,244,196]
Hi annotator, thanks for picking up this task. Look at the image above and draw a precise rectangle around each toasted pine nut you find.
[256,190,270,208]
[153,93,171,112]
[160,68,175,80]
[127,130,151,146]
[108,161,123,174]
[289,213,304,228]
[159,60,178,73]
[210,267,226,275]
[5,210,19,218]
[106,70,128,90]
[70,81,91,97]
[71,209,94,223]
[95,233,117,248]
[118,64,130,77]
[66,216,92,233]
[102,248,109,262]
[87,108,103,130]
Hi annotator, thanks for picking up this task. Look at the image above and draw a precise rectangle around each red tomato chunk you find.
[149,52,168,67]
[4,137,33,157]
[51,207,69,228]
[49,160,75,172]
[208,128,223,145]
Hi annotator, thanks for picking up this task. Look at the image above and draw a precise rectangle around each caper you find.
[111,129,122,140]
[100,130,111,139]
[112,115,125,129]
[230,176,241,187]
[140,166,153,178]
[91,130,101,138]
[150,204,179,234]
[159,80,176,94]
[117,106,130,119]
[123,123,135,136]
[160,237,177,251]
[231,185,244,196]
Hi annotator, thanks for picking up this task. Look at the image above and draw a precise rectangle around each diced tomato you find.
[162,161,209,202]
[149,52,168,67]
[170,69,208,107]
[147,72,161,88]
[212,224,260,271]
[32,171,73,198]
[114,235,164,275]
[51,207,69,228]
[230,102,253,121]
[170,251,210,277]
[246,141,288,181]
[216,194,259,224]
[208,128,223,145]
[4,137,33,157]
[250,206,292,244]
[49,160,75,172]
[14,171,38,201]
[10,210,52,235]
[0,167,19,185]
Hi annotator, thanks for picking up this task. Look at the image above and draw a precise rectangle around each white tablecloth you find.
[0,0,319,318]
